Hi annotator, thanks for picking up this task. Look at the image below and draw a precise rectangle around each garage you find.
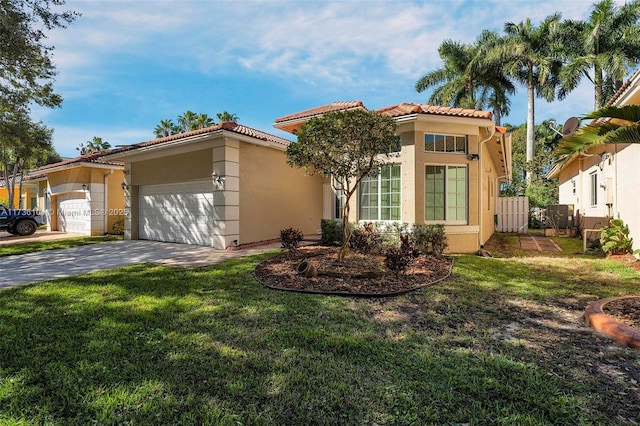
[138,181,214,246]
[57,193,91,234]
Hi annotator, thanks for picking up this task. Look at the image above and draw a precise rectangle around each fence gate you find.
[496,197,529,233]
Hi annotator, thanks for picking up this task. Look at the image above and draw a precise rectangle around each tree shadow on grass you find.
[0,253,639,424]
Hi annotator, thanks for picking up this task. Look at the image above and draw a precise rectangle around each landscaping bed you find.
[254,245,453,296]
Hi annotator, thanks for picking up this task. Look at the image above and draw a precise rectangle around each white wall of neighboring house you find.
[557,143,640,252]
[614,144,640,253]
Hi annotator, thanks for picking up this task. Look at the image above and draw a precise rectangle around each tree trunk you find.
[338,197,351,262]
[594,63,603,109]
[526,80,535,183]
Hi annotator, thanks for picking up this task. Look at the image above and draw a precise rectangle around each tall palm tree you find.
[77,136,110,154]
[154,119,178,138]
[560,0,640,109]
[554,105,640,167]
[177,110,199,132]
[195,113,215,129]
[415,31,514,125]
[489,14,564,179]
[216,111,239,123]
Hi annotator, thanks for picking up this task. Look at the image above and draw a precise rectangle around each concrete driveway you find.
[0,239,280,290]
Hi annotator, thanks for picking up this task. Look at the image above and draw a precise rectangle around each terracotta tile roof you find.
[495,125,508,134]
[109,122,292,156]
[605,68,640,107]
[35,150,123,172]
[0,171,45,188]
[274,101,366,123]
[376,103,492,120]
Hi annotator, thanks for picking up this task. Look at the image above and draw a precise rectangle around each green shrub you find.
[350,222,382,254]
[600,219,633,255]
[320,219,343,246]
[280,227,304,253]
[384,234,420,276]
[411,224,448,256]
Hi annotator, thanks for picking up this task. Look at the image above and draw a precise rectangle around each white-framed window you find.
[590,172,598,206]
[425,164,468,224]
[359,164,401,221]
[424,133,467,154]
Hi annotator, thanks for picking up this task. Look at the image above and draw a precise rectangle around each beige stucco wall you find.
[239,141,324,243]
[130,149,213,186]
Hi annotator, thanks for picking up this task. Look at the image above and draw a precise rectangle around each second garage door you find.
[139,181,214,246]
[57,193,91,234]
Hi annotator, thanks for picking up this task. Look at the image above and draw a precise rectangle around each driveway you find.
[0,230,86,245]
[0,240,280,290]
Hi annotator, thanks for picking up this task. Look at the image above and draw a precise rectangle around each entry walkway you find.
[0,240,281,290]
[519,232,562,252]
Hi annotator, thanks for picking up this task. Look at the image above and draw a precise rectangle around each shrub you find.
[350,222,382,254]
[320,219,343,246]
[280,227,304,253]
[411,224,448,256]
[384,234,420,277]
[600,219,633,255]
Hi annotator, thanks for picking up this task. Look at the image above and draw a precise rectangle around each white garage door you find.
[57,193,91,234]
[139,181,214,246]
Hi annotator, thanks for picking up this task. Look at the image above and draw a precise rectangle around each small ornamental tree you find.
[286,109,398,261]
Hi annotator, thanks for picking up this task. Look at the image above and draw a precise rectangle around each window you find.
[424,133,467,153]
[359,164,401,221]
[590,172,598,206]
[425,165,467,223]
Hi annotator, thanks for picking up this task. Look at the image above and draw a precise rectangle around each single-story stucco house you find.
[103,121,324,249]
[549,68,640,252]
[35,151,125,235]
[274,101,512,253]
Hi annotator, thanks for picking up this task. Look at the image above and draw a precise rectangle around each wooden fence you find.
[496,197,529,233]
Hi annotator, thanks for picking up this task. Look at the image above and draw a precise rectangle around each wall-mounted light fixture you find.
[121,181,129,190]
[82,184,88,191]
[467,154,480,161]
[212,172,226,190]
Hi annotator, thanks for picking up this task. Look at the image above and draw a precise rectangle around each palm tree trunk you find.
[594,63,603,109]
[526,80,535,183]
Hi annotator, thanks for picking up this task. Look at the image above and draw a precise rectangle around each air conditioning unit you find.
[546,204,574,229]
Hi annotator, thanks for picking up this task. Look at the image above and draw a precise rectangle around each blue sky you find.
[37,0,610,157]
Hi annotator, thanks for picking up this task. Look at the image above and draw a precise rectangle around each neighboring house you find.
[103,122,323,249]
[34,151,125,235]
[0,172,45,209]
[549,68,640,251]
[274,101,512,253]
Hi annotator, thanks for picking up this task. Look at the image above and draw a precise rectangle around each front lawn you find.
[0,245,639,424]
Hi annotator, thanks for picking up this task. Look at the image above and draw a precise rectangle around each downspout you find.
[478,125,496,249]
[104,169,113,234]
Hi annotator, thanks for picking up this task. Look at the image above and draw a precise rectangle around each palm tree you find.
[554,105,640,167]
[77,136,110,154]
[488,14,564,180]
[177,110,199,133]
[195,113,215,129]
[415,31,514,125]
[154,119,178,138]
[216,111,239,123]
[560,0,640,109]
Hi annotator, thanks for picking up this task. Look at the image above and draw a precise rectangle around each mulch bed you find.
[603,298,640,330]
[254,245,453,296]
[604,255,640,330]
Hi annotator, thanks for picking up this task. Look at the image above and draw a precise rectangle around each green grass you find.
[0,237,639,424]
[0,236,122,257]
